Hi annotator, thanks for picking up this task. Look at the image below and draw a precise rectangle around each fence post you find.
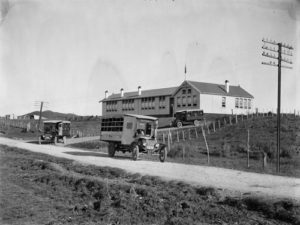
[218,120,221,130]
[201,126,210,165]
[229,116,232,125]
[182,145,185,160]
[236,114,238,124]
[247,129,250,168]
[213,121,216,133]
[163,133,165,143]
[188,128,191,140]
[207,124,210,134]
[224,118,227,126]
[182,130,185,141]
[167,132,171,151]
[177,131,179,142]
[168,129,172,144]
[194,127,198,139]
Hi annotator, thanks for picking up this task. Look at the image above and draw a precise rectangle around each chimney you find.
[225,80,230,93]
[120,88,124,97]
[138,86,142,96]
[104,90,108,99]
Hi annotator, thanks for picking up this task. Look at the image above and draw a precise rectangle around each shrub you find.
[280,146,292,158]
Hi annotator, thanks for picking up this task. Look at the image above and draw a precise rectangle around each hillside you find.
[23,110,99,121]
[165,115,300,177]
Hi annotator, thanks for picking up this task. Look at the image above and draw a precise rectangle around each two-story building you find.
[100,80,254,117]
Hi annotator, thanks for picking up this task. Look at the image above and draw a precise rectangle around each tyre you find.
[132,144,139,161]
[177,121,183,128]
[54,136,57,145]
[194,120,200,126]
[159,146,167,162]
[108,143,115,157]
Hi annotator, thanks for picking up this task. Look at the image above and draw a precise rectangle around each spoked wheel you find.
[177,121,183,128]
[194,120,200,126]
[132,144,139,161]
[108,142,116,157]
[159,146,167,162]
[54,137,57,145]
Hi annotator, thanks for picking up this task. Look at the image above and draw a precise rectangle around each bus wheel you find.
[194,120,200,126]
[159,146,167,162]
[132,144,139,161]
[177,121,183,128]
[108,143,115,157]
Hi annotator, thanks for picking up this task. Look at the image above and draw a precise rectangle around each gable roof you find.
[187,80,254,98]
[100,86,177,102]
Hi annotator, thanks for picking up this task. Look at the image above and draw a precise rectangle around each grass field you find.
[68,116,300,178]
[1,145,299,225]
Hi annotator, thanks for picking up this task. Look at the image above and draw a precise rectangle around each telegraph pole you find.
[37,101,44,132]
[261,38,293,173]
[34,101,49,132]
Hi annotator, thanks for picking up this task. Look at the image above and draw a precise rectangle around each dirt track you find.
[1,136,299,201]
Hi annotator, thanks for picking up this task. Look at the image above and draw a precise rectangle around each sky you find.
[0,0,299,116]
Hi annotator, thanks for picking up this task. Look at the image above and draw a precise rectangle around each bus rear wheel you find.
[132,144,139,161]
[108,143,115,157]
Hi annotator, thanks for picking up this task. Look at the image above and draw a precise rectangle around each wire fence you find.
[156,111,300,172]
[0,119,100,138]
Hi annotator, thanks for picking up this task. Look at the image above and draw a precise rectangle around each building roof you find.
[44,120,70,124]
[187,80,254,98]
[101,86,177,102]
[101,80,254,102]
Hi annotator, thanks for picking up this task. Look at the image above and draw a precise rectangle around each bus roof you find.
[101,114,158,121]
[125,114,158,121]
[43,120,71,124]
[176,109,204,113]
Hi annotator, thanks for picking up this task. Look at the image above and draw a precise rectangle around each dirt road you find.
[1,136,299,201]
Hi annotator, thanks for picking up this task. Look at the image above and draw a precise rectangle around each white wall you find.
[200,94,254,115]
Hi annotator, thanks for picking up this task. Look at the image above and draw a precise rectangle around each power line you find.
[261,38,294,173]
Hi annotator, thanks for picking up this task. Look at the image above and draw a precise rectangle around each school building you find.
[100,80,254,117]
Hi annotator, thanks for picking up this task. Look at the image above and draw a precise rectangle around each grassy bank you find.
[1,145,299,225]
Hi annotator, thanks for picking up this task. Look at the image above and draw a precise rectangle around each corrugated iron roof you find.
[187,80,254,98]
[101,86,177,102]
[101,80,254,102]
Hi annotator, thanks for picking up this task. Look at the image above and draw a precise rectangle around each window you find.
[141,97,155,110]
[159,96,166,109]
[235,98,239,108]
[122,99,134,111]
[222,97,226,108]
[106,101,118,112]
[193,95,197,106]
[239,98,243,108]
[182,96,186,107]
[182,89,186,94]
[187,89,191,94]
[187,96,192,106]
[177,97,181,107]
[244,99,247,109]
